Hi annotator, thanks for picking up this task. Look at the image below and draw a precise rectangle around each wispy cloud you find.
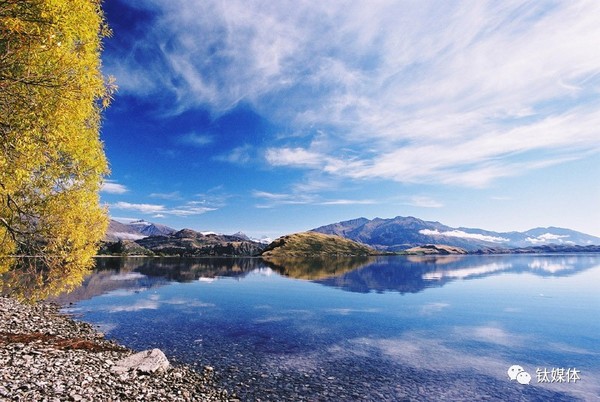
[419,229,509,243]
[252,190,376,208]
[214,144,253,164]
[167,206,217,217]
[111,201,216,216]
[252,190,315,208]
[318,199,376,206]
[405,196,444,209]
[176,132,213,147]
[112,201,165,214]
[526,233,570,244]
[149,191,183,200]
[101,180,128,194]
[106,1,600,187]
[265,148,323,168]
[195,186,231,208]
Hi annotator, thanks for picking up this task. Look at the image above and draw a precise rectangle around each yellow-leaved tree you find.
[0,0,114,300]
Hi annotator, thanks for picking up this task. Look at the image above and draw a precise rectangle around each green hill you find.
[261,232,378,257]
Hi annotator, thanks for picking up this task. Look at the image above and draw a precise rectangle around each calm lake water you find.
[53,255,600,401]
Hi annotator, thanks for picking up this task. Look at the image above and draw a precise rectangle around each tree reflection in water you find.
[1,257,91,302]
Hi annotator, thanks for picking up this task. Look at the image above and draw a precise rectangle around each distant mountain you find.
[231,232,273,244]
[104,220,147,242]
[261,232,379,257]
[104,219,176,242]
[134,228,266,257]
[102,220,267,256]
[231,231,251,241]
[126,219,177,237]
[312,216,600,252]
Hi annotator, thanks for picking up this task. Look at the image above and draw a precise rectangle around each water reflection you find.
[53,254,600,401]
[263,256,374,279]
[0,257,91,302]
[45,254,600,305]
[316,254,600,294]
[50,257,259,305]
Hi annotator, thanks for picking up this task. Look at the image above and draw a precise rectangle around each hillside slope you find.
[261,232,379,257]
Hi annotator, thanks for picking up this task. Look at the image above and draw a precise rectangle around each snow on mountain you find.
[313,216,600,251]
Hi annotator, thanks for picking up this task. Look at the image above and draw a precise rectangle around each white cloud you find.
[112,201,165,214]
[193,191,230,209]
[526,233,570,244]
[101,180,128,194]
[215,144,253,164]
[252,190,315,208]
[405,196,444,208]
[111,201,216,216]
[252,190,375,208]
[111,216,143,224]
[177,132,213,147]
[168,206,217,217]
[108,1,600,187]
[318,199,376,206]
[110,232,146,240]
[265,147,323,168]
[149,191,182,200]
[419,229,509,243]
[265,146,366,178]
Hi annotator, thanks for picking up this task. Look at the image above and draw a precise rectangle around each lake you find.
[52,255,600,401]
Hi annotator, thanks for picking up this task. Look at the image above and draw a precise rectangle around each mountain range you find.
[104,219,176,242]
[102,216,600,256]
[135,228,265,257]
[104,219,271,244]
[312,216,600,251]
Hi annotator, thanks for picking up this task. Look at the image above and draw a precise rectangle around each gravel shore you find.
[0,296,234,401]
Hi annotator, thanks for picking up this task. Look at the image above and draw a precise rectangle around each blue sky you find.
[99,0,600,239]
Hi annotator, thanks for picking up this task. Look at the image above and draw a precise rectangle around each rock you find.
[1,296,229,401]
[111,348,170,374]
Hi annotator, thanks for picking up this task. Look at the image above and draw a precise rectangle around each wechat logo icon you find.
[508,365,531,385]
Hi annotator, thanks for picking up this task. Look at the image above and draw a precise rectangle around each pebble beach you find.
[0,296,234,401]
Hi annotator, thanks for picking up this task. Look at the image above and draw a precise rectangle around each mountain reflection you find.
[316,254,600,294]
[46,254,600,303]
[50,257,261,304]
[262,256,374,279]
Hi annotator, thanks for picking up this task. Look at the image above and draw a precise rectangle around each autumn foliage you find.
[0,0,113,299]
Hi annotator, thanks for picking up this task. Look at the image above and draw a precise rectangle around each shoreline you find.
[0,296,235,401]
